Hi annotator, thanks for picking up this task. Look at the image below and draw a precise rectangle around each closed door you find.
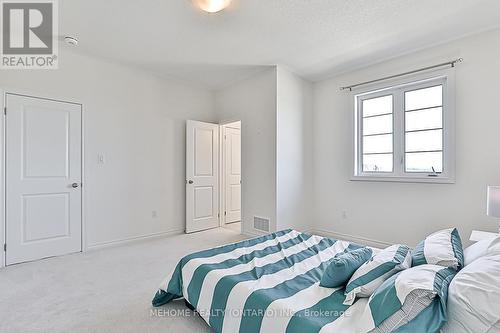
[186,120,219,233]
[224,126,241,223]
[5,94,82,265]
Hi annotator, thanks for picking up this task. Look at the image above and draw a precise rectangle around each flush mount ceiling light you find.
[194,0,232,13]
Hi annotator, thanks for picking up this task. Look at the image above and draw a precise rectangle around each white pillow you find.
[412,228,464,270]
[441,252,500,333]
[464,236,500,266]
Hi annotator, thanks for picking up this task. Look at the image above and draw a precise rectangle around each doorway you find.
[4,93,83,265]
[185,120,242,234]
[221,121,241,232]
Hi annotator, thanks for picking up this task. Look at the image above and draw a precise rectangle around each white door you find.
[5,94,82,265]
[186,120,219,233]
[224,125,241,223]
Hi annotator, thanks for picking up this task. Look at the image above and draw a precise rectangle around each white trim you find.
[218,123,224,227]
[308,228,392,249]
[86,228,184,251]
[350,175,455,184]
[1,90,4,268]
[221,124,227,226]
[2,90,82,106]
[352,67,456,184]
[241,228,267,238]
[80,103,87,251]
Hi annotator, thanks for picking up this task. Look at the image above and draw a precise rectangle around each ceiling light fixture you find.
[194,0,232,13]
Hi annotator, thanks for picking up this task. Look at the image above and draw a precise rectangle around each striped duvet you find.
[152,229,378,332]
[152,229,458,333]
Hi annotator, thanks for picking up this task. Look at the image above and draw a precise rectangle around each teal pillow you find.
[320,247,373,288]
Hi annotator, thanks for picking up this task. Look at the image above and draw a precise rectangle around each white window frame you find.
[352,68,455,183]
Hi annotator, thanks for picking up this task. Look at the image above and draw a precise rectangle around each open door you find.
[223,123,241,224]
[186,120,219,233]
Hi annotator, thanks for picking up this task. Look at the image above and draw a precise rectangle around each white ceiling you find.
[60,0,500,89]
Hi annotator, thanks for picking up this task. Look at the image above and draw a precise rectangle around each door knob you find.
[71,182,80,188]
[188,180,194,184]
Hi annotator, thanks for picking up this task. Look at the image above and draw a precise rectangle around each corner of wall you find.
[276,67,314,232]
[213,67,278,235]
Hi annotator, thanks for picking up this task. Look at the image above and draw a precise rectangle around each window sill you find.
[350,175,455,184]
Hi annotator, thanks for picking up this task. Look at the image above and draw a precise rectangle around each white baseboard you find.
[213,226,392,250]
[86,229,184,251]
[308,228,392,249]
[241,228,267,238]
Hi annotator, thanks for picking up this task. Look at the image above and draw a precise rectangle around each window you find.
[353,73,454,183]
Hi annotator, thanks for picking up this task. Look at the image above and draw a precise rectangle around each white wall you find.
[214,68,278,235]
[0,48,215,253]
[4,25,496,263]
[312,28,500,247]
[276,66,313,231]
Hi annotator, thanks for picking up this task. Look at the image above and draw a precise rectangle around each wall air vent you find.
[253,216,270,232]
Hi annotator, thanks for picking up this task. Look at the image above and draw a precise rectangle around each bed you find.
[151,229,455,333]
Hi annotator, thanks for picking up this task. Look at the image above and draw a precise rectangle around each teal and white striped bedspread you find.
[151,229,451,333]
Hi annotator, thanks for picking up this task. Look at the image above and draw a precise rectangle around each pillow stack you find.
[319,226,465,329]
[357,228,464,333]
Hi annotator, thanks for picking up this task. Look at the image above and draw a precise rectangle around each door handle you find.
[71,182,80,188]
[187,180,194,184]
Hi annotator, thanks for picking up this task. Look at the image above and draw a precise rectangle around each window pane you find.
[363,114,393,135]
[363,154,393,172]
[405,85,442,111]
[405,129,442,152]
[363,134,393,154]
[406,152,442,173]
[405,107,442,131]
[363,95,393,117]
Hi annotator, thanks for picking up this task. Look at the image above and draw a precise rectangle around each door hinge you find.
[224,211,227,216]
[3,243,6,252]
[3,107,6,116]
[218,213,220,218]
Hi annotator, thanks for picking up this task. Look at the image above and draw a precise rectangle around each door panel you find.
[22,193,70,242]
[194,186,214,219]
[225,126,241,223]
[23,108,69,178]
[195,128,214,176]
[6,94,82,265]
[186,120,219,233]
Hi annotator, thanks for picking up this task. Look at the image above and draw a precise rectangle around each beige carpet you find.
[0,227,248,333]
[223,221,241,233]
